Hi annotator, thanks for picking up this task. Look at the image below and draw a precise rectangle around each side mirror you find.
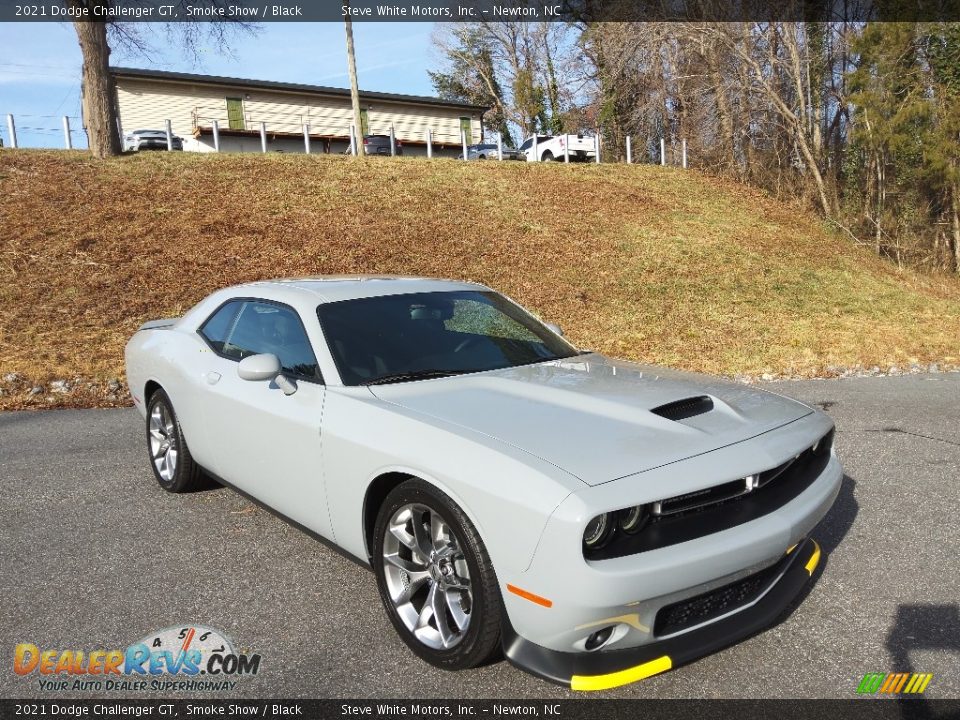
[545,323,564,337]
[237,353,281,381]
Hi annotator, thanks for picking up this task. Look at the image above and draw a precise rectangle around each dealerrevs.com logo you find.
[14,625,261,692]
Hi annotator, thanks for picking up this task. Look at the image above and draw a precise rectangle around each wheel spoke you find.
[384,552,427,574]
[431,580,455,647]
[411,508,433,557]
[415,585,436,631]
[389,519,418,552]
[391,569,430,605]
[444,588,470,631]
[430,512,448,551]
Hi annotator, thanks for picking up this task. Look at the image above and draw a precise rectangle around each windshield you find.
[317,290,579,386]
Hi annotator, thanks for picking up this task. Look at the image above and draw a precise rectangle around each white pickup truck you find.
[517,134,597,162]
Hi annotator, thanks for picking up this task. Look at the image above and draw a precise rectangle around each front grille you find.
[585,428,834,560]
[653,554,789,636]
[653,429,833,520]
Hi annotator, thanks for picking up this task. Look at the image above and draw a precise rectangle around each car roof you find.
[237,275,490,304]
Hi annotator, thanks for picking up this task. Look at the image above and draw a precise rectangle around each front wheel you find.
[145,388,203,493]
[373,480,502,670]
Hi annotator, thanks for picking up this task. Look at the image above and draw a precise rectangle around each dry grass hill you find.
[2,149,959,410]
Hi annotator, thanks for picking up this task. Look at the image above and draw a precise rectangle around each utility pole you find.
[343,1,364,159]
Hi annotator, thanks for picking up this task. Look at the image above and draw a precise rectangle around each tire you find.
[145,388,204,493]
[477,154,486,160]
[541,151,554,162]
[373,479,502,670]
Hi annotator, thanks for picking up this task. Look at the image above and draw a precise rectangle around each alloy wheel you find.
[148,402,178,482]
[382,503,473,650]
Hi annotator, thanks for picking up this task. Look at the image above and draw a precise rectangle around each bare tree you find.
[65,1,258,158]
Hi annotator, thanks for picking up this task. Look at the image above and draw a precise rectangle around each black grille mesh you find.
[653,556,787,636]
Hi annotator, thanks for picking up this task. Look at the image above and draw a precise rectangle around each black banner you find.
[3,699,960,720]
[1,0,960,23]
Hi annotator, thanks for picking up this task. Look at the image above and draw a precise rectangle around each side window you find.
[198,300,243,354]
[202,300,322,381]
[519,138,531,151]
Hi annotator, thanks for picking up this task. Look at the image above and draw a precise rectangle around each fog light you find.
[585,625,614,651]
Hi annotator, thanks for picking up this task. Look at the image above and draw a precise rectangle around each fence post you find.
[660,137,666,166]
[259,122,267,153]
[212,119,220,152]
[426,129,432,158]
[594,134,601,164]
[165,119,173,151]
[626,135,632,164]
[497,134,503,161]
[62,116,72,149]
[303,123,311,154]
[563,134,570,163]
[116,117,123,146]
[682,138,688,169]
[389,124,396,156]
[532,135,538,162]
[461,129,468,160]
[349,124,357,155]
[6,114,16,148]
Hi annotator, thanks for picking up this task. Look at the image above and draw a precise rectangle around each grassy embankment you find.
[2,149,959,410]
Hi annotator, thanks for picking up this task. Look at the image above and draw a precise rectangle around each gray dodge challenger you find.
[125,276,842,690]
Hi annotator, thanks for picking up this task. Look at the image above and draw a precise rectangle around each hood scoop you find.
[650,395,714,422]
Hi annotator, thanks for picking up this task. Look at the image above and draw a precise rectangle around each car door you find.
[196,298,333,540]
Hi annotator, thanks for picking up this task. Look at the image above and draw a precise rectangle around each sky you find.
[0,22,439,148]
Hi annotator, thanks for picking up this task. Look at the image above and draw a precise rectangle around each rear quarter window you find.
[198,300,243,353]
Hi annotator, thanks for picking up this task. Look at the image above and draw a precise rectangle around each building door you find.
[360,109,370,136]
[460,116,472,142]
[226,97,245,130]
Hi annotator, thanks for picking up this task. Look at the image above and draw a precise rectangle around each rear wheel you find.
[541,151,554,162]
[145,389,203,493]
[373,479,502,670]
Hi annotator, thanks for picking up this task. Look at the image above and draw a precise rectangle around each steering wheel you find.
[453,337,479,354]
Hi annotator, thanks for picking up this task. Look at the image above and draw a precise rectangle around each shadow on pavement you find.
[887,604,960,719]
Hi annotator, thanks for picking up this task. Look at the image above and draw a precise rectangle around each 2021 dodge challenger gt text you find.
[124,276,842,691]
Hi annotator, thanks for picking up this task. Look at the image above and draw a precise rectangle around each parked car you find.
[518,134,596,162]
[125,276,841,690]
[342,134,403,156]
[123,129,183,152]
[458,143,520,160]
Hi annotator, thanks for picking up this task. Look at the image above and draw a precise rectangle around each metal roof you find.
[110,67,488,113]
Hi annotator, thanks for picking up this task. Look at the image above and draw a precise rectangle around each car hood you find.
[369,354,813,485]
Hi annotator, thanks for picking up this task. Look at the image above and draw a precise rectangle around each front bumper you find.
[503,537,822,690]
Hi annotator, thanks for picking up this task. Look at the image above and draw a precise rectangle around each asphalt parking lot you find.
[1,374,958,699]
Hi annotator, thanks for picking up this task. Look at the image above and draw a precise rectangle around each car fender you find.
[320,387,579,580]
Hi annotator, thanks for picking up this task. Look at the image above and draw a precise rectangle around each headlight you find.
[619,505,648,533]
[583,513,612,549]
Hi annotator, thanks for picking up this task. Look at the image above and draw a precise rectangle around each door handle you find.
[205,371,221,385]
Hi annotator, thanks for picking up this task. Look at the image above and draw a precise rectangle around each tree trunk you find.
[73,16,121,158]
[951,180,960,274]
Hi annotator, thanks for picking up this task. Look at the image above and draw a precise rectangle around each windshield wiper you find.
[361,369,472,386]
